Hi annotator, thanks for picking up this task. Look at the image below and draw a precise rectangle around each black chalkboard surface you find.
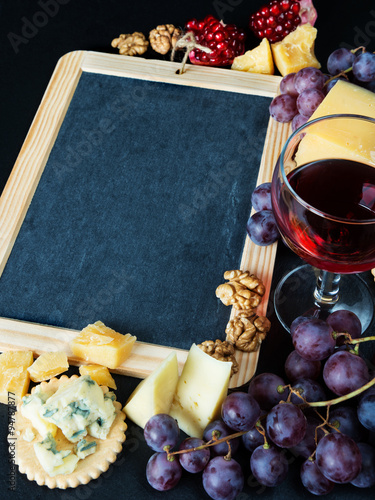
[0,51,285,385]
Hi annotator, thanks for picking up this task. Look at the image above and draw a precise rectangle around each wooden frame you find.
[0,51,290,388]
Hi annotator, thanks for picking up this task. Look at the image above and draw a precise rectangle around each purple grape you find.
[352,51,375,82]
[316,433,362,483]
[178,437,210,473]
[241,425,265,453]
[325,76,346,93]
[350,442,375,488]
[143,413,180,452]
[290,415,325,459]
[284,350,321,382]
[266,402,307,448]
[246,210,279,246]
[290,315,312,336]
[327,48,355,75]
[296,88,325,118]
[326,309,362,342]
[221,392,260,432]
[250,444,288,487]
[291,112,308,131]
[279,72,298,96]
[290,378,327,405]
[292,318,335,361]
[269,93,297,122]
[248,372,288,410]
[203,419,240,457]
[202,456,244,500]
[300,459,335,495]
[294,67,325,93]
[146,451,182,491]
[323,350,370,396]
[251,182,272,211]
[328,406,366,442]
[357,388,375,431]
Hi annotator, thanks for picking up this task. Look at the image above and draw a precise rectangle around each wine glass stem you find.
[313,270,340,307]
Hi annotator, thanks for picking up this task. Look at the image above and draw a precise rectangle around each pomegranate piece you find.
[185,15,246,67]
[249,0,317,43]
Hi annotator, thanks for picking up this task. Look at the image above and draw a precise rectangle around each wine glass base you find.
[274,264,375,334]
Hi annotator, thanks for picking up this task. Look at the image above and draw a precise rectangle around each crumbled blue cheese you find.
[75,438,97,459]
[41,375,116,442]
[21,389,58,438]
[33,433,79,477]
[22,427,35,442]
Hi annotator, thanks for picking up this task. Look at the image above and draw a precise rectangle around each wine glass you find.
[271,113,375,333]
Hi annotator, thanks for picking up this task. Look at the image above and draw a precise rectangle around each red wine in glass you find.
[273,158,375,274]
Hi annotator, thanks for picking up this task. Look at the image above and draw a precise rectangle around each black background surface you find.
[1,1,375,499]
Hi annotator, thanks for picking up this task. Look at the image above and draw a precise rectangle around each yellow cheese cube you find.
[295,80,375,166]
[79,364,117,390]
[70,321,136,369]
[231,38,274,74]
[124,351,179,428]
[169,344,232,438]
[27,351,69,383]
[271,24,321,76]
[0,351,33,405]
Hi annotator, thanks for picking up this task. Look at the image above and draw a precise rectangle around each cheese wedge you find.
[124,351,179,428]
[169,344,232,438]
[295,80,375,166]
[79,365,117,390]
[0,350,34,405]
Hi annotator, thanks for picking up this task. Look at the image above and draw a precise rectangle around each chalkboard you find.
[0,51,289,387]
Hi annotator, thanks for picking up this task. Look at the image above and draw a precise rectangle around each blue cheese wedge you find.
[33,433,79,477]
[41,375,116,442]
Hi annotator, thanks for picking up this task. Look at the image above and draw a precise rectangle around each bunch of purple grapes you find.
[143,309,375,497]
[246,182,280,246]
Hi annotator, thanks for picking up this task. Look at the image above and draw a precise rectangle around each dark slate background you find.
[1,1,375,499]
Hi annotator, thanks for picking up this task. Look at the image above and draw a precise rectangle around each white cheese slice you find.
[124,351,179,429]
[169,344,232,438]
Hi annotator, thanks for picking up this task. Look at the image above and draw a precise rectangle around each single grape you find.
[279,72,298,96]
[292,317,335,361]
[350,442,375,488]
[290,378,327,405]
[251,182,272,211]
[269,93,297,122]
[246,210,279,246]
[290,315,312,337]
[294,67,325,93]
[250,444,288,487]
[296,88,325,118]
[178,437,210,473]
[352,51,375,82]
[365,79,375,92]
[146,451,182,491]
[221,391,261,432]
[323,350,370,396]
[203,419,240,457]
[290,415,325,459]
[266,402,307,448]
[284,350,321,382]
[241,424,265,453]
[328,406,367,442]
[248,372,288,410]
[326,309,362,343]
[357,388,375,431]
[327,48,355,75]
[300,459,335,495]
[315,433,362,483]
[325,76,346,93]
[291,112,308,131]
[143,413,180,452]
[202,456,244,500]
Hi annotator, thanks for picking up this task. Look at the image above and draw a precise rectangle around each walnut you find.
[149,24,182,55]
[226,311,271,352]
[215,270,265,310]
[111,32,149,56]
[198,339,239,376]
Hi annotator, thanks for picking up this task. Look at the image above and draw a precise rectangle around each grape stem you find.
[304,377,375,409]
